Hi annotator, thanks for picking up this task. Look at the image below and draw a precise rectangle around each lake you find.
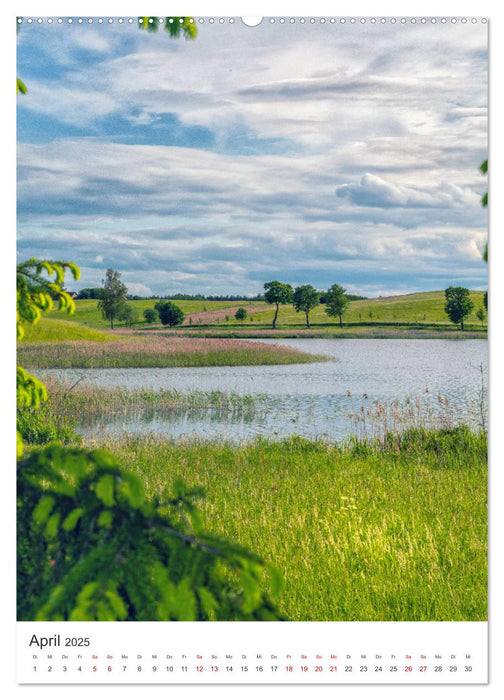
[38,339,488,442]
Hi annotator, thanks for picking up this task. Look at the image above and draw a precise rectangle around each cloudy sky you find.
[16,17,488,298]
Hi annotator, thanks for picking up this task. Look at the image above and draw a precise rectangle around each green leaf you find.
[33,495,55,525]
[117,473,144,508]
[90,449,119,469]
[98,509,113,528]
[173,579,197,620]
[67,262,81,281]
[197,587,218,619]
[16,78,27,94]
[266,563,284,599]
[62,508,85,532]
[45,512,61,539]
[95,474,115,507]
[105,590,127,619]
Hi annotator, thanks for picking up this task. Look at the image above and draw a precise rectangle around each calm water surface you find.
[38,339,488,442]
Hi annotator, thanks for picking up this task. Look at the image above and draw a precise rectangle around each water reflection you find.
[38,339,488,443]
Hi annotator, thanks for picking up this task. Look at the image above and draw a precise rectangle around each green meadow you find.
[33,290,487,338]
[88,428,486,621]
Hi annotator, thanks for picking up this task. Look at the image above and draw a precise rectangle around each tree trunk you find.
[461,319,464,331]
[339,314,343,328]
[110,316,114,330]
[305,310,310,328]
[272,303,279,329]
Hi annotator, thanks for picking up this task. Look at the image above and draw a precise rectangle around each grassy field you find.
[18,335,329,368]
[85,428,486,621]
[21,318,113,343]
[34,290,487,337]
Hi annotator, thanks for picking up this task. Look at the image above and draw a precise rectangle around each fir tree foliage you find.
[17,258,80,340]
[17,259,283,621]
[139,16,197,39]
[16,258,80,455]
[17,445,283,621]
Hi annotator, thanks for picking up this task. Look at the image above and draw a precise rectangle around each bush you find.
[143,308,158,324]
[235,308,247,323]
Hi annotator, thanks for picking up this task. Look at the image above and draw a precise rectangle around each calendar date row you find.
[32,663,474,674]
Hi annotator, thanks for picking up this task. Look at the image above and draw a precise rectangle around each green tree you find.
[77,287,103,300]
[444,286,474,331]
[143,307,159,324]
[155,301,185,327]
[324,283,349,328]
[476,307,486,328]
[292,285,320,328]
[119,303,139,328]
[97,268,128,330]
[263,281,293,329]
[235,307,247,324]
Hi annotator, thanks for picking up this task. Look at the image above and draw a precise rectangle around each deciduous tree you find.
[97,268,128,330]
[444,286,474,331]
[155,301,185,327]
[263,281,293,329]
[324,283,349,328]
[292,285,320,328]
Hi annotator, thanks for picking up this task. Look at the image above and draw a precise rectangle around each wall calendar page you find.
[13,3,493,693]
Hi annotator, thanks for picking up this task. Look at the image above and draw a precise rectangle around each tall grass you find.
[93,428,487,622]
[18,336,329,368]
[42,377,262,420]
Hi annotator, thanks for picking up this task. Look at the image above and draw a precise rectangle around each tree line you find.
[96,269,485,331]
[264,280,352,329]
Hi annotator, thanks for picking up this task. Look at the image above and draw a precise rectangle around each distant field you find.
[21,318,113,343]
[57,298,266,329]
[40,290,487,334]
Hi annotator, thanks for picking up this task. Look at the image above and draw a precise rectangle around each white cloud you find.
[124,282,153,297]
[335,173,480,209]
[16,20,488,296]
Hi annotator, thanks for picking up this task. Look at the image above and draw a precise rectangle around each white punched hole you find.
[241,17,263,27]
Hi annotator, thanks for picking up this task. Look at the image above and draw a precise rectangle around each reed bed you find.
[42,377,262,420]
[18,336,329,369]
[347,391,487,443]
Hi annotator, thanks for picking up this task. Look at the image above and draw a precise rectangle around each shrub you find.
[143,308,158,324]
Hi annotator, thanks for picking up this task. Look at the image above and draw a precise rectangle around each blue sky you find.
[16,17,488,297]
